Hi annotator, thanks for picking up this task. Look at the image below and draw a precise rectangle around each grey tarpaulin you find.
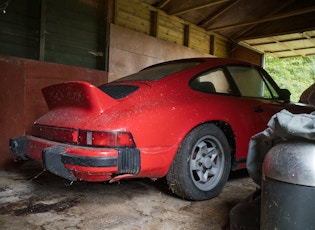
[247,109,315,186]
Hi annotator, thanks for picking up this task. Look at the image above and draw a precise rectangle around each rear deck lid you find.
[42,81,118,113]
[36,81,119,127]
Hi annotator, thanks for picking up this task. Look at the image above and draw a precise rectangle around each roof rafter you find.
[233,0,295,41]
[208,5,315,32]
[199,0,241,27]
[155,0,170,9]
[169,0,229,16]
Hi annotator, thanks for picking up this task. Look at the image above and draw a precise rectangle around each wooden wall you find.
[114,0,231,58]
[0,55,107,169]
[0,0,106,70]
[0,0,262,169]
[108,24,213,81]
[0,0,41,59]
[43,0,106,69]
[0,0,261,70]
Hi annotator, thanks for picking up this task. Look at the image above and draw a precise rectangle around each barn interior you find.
[1,0,315,229]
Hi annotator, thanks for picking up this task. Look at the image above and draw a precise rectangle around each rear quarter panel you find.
[91,87,256,165]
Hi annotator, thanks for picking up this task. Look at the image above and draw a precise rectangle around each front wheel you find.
[166,124,231,201]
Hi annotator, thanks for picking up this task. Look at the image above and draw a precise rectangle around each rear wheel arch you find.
[180,120,237,168]
[211,120,236,168]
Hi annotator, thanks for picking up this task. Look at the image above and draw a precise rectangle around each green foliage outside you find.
[264,55,315,102]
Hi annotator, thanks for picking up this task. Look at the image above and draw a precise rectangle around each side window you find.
[190,68,231,94]
[227,66,274,99]
[260,70,279,98]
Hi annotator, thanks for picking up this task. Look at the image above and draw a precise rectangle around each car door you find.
[226,65,285,133]
[190,67,260,163]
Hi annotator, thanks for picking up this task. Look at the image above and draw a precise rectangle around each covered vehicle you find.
[10,58,314,201]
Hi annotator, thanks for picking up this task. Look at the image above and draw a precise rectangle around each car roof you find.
[112,57,258,84]
[143,57,255,70]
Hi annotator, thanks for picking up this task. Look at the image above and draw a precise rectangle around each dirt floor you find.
[0,161,258,230]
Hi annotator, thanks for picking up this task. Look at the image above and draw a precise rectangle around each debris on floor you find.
[0,161,257,230]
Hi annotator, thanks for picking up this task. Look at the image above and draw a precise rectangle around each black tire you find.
[166,123,231,201]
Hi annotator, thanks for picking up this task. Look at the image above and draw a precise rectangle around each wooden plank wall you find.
[0,55,108,169]
[0,0,41,59]
[108,24,212,82]
[0,0,261,69]
[43,0,106,70]
[189,25,211,54]
[0,0,234,69]
[115,0,152,35]
[114,0,231,58]
[0,0,106,70]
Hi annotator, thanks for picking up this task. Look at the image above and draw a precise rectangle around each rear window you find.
[99,85,139,99]
[115,60,202,82]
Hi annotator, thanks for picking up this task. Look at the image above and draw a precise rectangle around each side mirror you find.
[278,89,291,103]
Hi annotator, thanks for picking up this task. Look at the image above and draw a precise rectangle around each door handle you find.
[254,106,264,112]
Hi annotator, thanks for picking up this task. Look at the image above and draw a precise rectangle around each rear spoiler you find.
[42,81,118,113]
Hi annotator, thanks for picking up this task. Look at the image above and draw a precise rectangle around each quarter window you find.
[190,68,231,94]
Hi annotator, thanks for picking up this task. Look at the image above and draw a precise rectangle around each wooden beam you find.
[208,6,315,31]
[210,35,215,55]
[156,0,170,9]
[105,0,115,24]
[199,0,241,27]
[39,0,47,61]
[170,0,229,16]
[184,24,190,47]
[234,0,295,41]
[150,10,159,37]
[104,0,115,71]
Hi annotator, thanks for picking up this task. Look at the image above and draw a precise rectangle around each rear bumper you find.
[9,136,140,181]
[10,136,28,160]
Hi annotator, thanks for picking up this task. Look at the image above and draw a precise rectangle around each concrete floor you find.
[0,161,257,230]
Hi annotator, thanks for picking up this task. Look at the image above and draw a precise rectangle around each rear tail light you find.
[32,124,135,148]
[78,130,135,147]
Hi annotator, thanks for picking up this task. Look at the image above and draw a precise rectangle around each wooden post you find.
[184,24,190,47]
[151,10,159,37]
[39,0,47,61]
[210,35,215,55]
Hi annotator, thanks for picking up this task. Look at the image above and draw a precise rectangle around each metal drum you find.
[261,141,315,229]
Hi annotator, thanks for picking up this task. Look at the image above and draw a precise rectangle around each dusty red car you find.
[10,58,313,200]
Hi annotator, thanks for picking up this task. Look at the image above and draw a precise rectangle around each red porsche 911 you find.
[10,58,314,200]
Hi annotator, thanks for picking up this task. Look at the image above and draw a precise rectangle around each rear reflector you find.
[32,125,78,143]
